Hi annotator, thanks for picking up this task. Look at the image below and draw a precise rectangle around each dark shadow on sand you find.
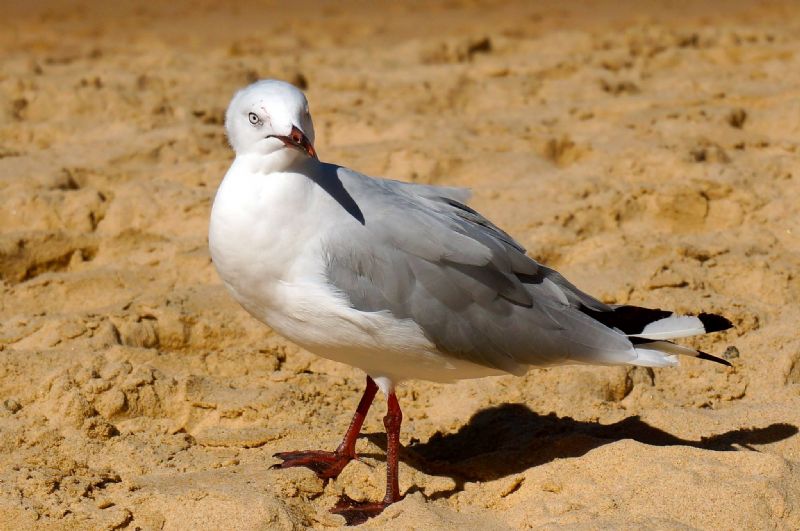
[361,403,797,501]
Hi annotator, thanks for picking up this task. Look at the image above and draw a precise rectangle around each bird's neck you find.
[238,149,316,175]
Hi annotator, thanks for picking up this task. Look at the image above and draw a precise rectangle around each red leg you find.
[272,376,378,480]
[331,391,404,525]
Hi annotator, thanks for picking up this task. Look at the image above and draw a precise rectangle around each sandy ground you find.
[1,0,800,529]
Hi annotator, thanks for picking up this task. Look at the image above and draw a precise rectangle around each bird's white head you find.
[224,79,317,162]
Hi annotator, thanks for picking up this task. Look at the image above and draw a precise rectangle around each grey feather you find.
[321,165,636,374]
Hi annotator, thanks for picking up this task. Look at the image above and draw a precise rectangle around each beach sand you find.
[1,1,799,528]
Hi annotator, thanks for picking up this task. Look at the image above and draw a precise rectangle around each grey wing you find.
[322,169,637,374]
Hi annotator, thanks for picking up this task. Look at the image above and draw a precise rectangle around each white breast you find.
[209,158,317,309]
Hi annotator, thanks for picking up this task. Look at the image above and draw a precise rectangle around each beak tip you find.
[290,125,317,160]
[269,126,317,159]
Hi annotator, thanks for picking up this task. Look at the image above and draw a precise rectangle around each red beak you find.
[271,126,317,159]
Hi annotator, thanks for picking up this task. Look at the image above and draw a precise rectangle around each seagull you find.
[208,79,733,524]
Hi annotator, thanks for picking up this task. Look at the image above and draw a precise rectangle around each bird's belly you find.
[274,286,506,384]
[219,264,501,384]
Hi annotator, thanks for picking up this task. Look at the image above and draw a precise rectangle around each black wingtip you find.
[698,312,734,334]
[696,351,733,367]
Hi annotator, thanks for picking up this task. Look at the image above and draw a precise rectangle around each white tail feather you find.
[629,348,679,368]
[631,315,705,340]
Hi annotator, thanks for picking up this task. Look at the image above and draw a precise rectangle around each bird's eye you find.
[248,112,260,125]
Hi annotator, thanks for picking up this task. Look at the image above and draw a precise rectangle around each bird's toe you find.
[272,450,353,480]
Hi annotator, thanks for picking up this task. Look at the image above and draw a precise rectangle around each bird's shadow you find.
[361,403,797,501]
